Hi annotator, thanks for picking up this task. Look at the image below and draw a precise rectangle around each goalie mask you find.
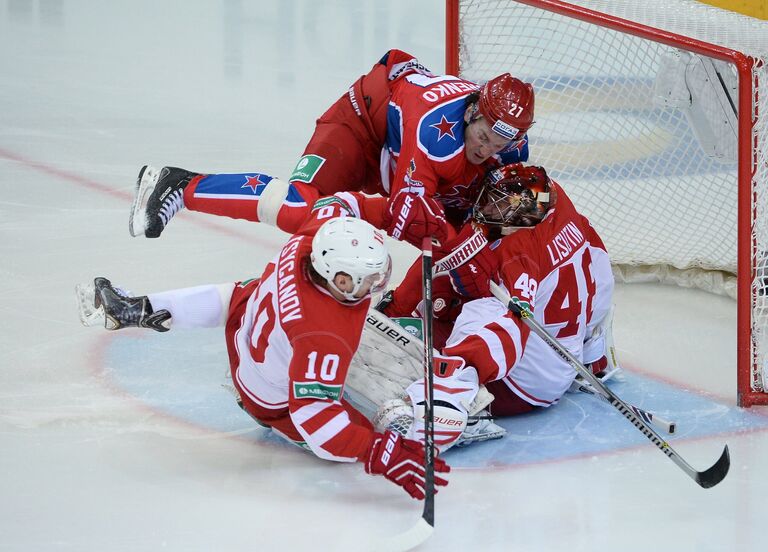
[473,163,552,232]
[478,74,535,143]
[311,217,392,302]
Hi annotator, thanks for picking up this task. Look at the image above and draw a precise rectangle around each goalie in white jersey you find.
[76,214,449,501]
[376,163,615,449]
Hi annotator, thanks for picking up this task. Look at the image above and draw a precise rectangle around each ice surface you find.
[1,2,766,551]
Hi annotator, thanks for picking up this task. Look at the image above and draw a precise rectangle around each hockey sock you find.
[148,283,235,328]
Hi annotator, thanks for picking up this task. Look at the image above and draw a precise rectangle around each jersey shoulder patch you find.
[416,96,468,161]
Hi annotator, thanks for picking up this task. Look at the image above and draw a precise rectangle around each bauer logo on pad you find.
[290,154,326,183]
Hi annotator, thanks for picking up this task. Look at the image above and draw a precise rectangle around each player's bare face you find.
[463,115,512,165]
[329,272,375,302]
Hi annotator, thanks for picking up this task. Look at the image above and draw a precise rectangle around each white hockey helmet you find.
[311,217,392,302]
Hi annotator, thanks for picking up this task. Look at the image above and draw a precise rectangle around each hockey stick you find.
[490,281,729,488]
[379,238,437,552]
[361,308,676,433]
[573,381,676,434]
[419,236,437,525]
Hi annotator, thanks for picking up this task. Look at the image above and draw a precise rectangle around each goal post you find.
[445,0,768,406]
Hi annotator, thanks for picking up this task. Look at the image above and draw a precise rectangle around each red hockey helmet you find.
[473,163,551,230]
[478,74,535,142]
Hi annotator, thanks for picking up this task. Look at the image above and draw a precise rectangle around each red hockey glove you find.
[364,430,450,500]
[444,232,498,299]
[432,274,468,321]
[385,192,449,247]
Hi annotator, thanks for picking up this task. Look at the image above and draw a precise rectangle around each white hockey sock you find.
[148,283,235,328]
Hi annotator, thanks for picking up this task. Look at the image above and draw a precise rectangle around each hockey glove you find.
[385,191,449,247]
[446,239,498,299]
[364,430,450,500]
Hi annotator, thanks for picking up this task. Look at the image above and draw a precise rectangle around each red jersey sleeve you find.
[293,193,390,236]
[287,331,374,463]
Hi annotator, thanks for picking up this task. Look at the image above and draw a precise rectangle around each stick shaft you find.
[574,383,676,434]
[421,237,435,525]
[489,281,728,488]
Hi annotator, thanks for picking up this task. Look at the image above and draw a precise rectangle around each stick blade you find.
[695,444,730,489]
[375,517,434,552]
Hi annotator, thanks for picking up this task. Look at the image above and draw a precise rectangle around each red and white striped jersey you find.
[227,231,374,462]
[444,182,614,406]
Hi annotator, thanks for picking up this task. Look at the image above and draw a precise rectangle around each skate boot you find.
[129,165,201,238]
[77,277,171,332]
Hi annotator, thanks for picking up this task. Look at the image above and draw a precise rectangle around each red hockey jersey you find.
[444,182,614,405]
[227,223,375,462]
[380,50,528,210]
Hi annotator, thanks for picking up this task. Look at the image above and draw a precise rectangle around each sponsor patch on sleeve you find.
[293,381,342,401]
[289,154,326,183]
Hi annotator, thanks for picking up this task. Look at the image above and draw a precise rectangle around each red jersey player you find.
[375,164,615,448]
[129,49,535,247]
[77,214,449,500]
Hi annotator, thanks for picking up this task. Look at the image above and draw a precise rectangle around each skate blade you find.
[129,165,160,237]
[75,283,105,327]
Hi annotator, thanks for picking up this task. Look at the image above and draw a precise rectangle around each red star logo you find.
[430,115,459,141]
[242,174,268,194]
[437,178,477,209]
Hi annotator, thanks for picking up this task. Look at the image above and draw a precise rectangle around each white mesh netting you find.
[455,0,768,397]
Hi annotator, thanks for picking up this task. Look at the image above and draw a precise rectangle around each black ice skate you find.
[129,165,200,238]
[84,277,171,332]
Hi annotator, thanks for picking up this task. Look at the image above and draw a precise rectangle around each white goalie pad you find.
[570,304,623,394]
[345,312,424,419]
[583,304,622,382]
[345,309,494,420]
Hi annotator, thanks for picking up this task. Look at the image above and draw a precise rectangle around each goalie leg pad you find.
[572,304,623,393]
[344,312,425,418]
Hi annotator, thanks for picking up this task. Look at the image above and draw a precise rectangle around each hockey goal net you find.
[446,0,768,406]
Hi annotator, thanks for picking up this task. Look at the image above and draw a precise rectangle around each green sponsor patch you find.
[392,317,423,339]
[289,154,326,183]
[293,381,342,401]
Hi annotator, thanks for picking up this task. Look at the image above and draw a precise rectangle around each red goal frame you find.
[445,0,764,407]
